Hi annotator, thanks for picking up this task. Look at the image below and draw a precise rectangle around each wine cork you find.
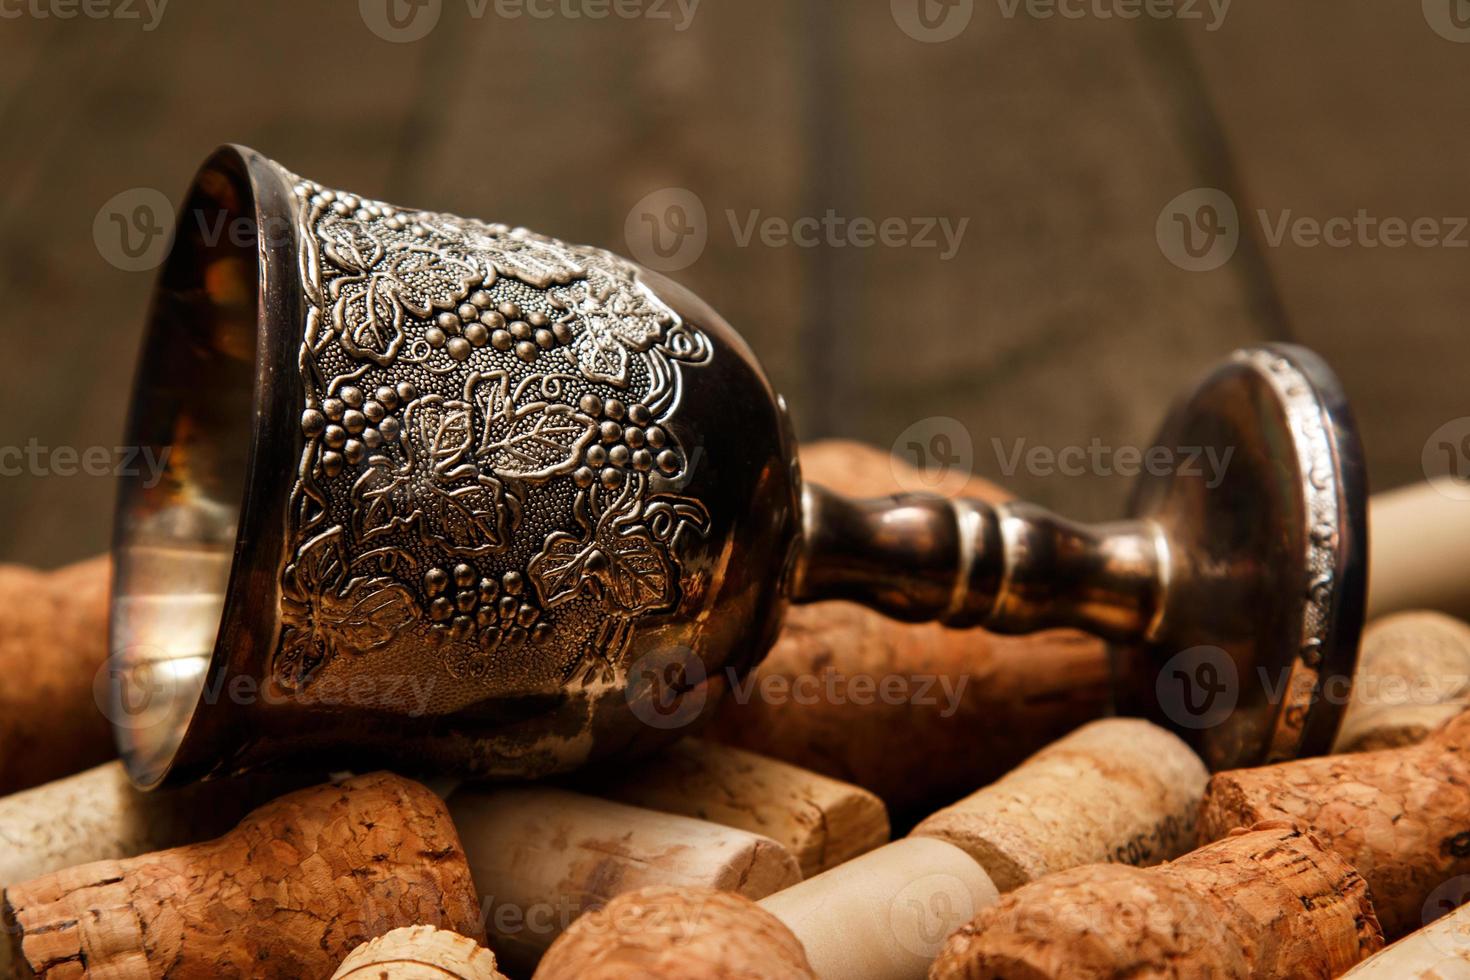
[1340,900,1470,979]
[1334,611,1470,752]
[534,885,816,980]
[0,760,316,891]
[0,555,113,795]
[1368,483,1470,622]
[580,738,890,877]
[709,441,1111,819]
[759,837,998,980]
[910,718,1208,892]
[930,823,1384,980]
[446,785,801,972]
[3,772,483,979]
[1200,710,1470,937]
[333,926,508,980]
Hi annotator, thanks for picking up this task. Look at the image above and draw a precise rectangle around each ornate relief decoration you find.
[277,179,711,698]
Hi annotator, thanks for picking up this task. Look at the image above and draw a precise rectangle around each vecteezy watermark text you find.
[1157,188,1470,272]
[726,668,970,719]
[0,0,167,30]
[359,0,699,43]
[993,0,1230,30]
[991,437,1234,488]
[624,187,970,272]
[728,210,969,261]
[890,0,1227,44]
[0,441,171,487]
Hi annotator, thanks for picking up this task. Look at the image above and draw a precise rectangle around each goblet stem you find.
[791,483,1166,644]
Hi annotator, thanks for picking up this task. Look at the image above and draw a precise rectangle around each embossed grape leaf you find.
[422,480,516,556]
[318,215,385,273]
[527,523,676,614]
[527,530,592,608]
[599,527,675,612]
[569,322,630,387]
[350,464,414,541]
[276,526,420,688]
[379,246,483,317]
[284,526,351,603]
[483,405,597,480]
[332,274,405,366]
[489,232,588,289]
[405,396,477,480]
[604,283,673,350]
[317,576,418,651]
[275,626,329,690]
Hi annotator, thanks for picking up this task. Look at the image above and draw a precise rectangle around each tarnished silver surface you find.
[112,146,798,788]
[282,179,714,699]
[111,145,1365,789]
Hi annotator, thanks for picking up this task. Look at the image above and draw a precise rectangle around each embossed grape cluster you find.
[425,563,550,651]
[301,382,417,477]
[571,395,683,490]
[428,292,574,364]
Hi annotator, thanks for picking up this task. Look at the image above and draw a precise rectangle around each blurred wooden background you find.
[1,0,1466,567]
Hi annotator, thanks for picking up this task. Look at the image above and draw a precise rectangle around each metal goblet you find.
[110,145,1364,788]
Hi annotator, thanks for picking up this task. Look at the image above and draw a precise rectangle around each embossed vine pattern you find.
[277,179,711,697]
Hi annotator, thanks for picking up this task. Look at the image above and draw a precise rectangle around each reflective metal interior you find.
[111,164,260,788]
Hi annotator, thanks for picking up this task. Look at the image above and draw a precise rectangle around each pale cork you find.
[333,925,508,980]
[583,738,890,877]
[447,785,800,971]
[1334,611,1470,752]
[911,718,1208,891]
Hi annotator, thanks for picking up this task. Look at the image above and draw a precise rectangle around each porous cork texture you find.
[911,718,1208,891]
[1334,611,1470,752]
[582,738,890,877]
[2,772,484,979]
[333,925,507,979]
[1200,709,1470,937]
[0,556,113,795]
[929,823,1383,980]
[534,885,816,980]
[708,440,1111,817]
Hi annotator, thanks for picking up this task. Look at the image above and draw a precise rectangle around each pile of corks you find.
[3,442,1470,979]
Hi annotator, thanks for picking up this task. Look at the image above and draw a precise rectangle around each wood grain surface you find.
[0,0,1463,567]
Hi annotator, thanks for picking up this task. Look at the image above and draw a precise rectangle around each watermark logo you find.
[1422,875,1470,957]
[625,187,709,272]
[1156,188,1238,272]
[94,187,173,272]
[359,0,442,42]
[891,0,974,43]
[891,417,976,497]
[625,644,707,729]
[1161,187,1469,272]
[1156,645,1238,730]
[0,0,169,30]
[1423,0,1470,42]
[889,873,977,959]
[1423,417,1470,501]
